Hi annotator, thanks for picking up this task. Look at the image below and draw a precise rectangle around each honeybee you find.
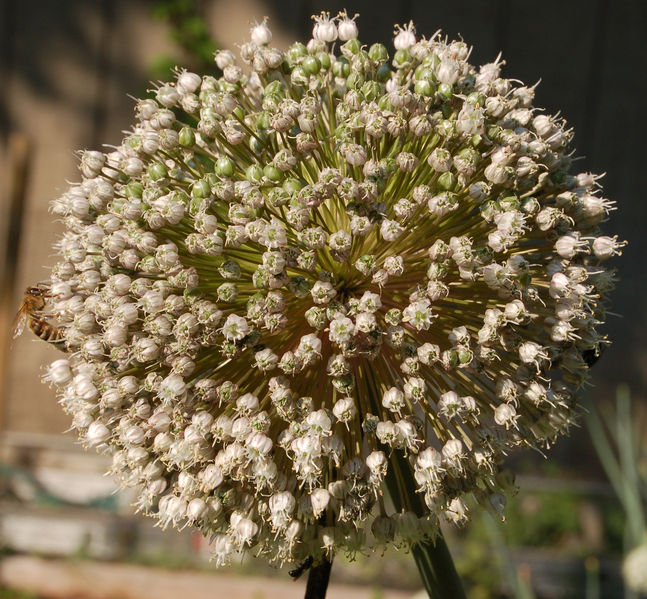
[12,285,67,350]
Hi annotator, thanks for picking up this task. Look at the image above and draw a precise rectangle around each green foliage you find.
[503,492,581,549]
[151,0,219,79]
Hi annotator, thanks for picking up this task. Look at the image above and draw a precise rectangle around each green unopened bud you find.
[377,94,393,110]
[332,57,350,78]
[393,49,412,68]
[438,82,453,100]
[316,52,331,70]
[283,178,305,194]
[302,56,321,75]
[287,42,307,63]
[250,132,268,153]
[179,127,195,146]
[346,72,364,90]
[125,181,143,198]
[191,179,211,199]
[263,164,283,182]
[368,43,388,63]
[361,81,381,101]
[376,64,391,83]
[148,162,167,181]
[246,164,263,183]
[342,38,361,55]
[414,80,436,97]
[466,92,485,107]
[256,112,271,130]
[437,172,457,191]
[263,80,285,97]
[215,157,234,178]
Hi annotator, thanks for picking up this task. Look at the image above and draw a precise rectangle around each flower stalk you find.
[385,445,466,599]
[304,558,333,599]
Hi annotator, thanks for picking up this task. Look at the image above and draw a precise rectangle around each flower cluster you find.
[42,12,622,567]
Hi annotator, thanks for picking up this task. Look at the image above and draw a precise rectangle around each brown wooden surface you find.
[0,0,645,456]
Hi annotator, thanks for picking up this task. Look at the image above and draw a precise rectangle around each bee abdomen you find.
[28,317,66,348]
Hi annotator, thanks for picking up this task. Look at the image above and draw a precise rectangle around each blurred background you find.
[0,0,646,597]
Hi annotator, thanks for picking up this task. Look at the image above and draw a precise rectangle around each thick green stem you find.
[384,445,467,599]
[304,558,333,599]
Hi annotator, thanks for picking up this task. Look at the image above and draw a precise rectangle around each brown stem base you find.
[304,558,332,599]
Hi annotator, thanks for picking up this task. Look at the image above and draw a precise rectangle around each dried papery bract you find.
[42,10,621,583]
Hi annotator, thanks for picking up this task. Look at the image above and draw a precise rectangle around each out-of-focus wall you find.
[1,0,645,452]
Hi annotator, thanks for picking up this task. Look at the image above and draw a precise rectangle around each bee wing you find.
[11,310,27,339]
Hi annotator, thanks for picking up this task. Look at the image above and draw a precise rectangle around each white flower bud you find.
[87,421,110,446]
[380,219,404,241]
[344,144,367,166]
[592,235,624,259]
[46,359,72,385]
[333,397,356,423]
[222,314,250,341]
[250,19,272,46]
[123,424,145,445]
[382,387,405,414]
[312,13,337,42]
[177,71,201,94]
[310,488,330,516]
[494,403,518,429]
[159,373,186,400]
[393,22,416,50]
[337,12,358,40]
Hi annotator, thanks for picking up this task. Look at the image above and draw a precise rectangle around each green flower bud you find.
[283,177,305,194]
[263,164,283,182]
[263,80,286,97]
[125,181,143,198]
[437,172,457,191]
[302,55,321,75]
[438,82,453,100]
[361,80,382,101]
[414,80,436,97]
[368,43,388,63]
[215,157,234,178]
[148,162,167,181]
[191,179,211,199]
[376,64,391,83]
[342,38,361,55]
[246,164,263,183]
[256,112,271,130]
[393,48,412,68]
[346,72,364,90]
[287,42,307,63]
[316,51,331,70]
[332,57,350,78]
[178,126,195,146]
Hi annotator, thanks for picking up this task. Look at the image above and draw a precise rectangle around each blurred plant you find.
[151,0,218,79]
[481,512,536,599]
[457,494,566,599]
[36,11,623,599]
[0,588,37,599]
[585,385,647,597]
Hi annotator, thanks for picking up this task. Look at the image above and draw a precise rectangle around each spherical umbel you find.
[42,12,622,568]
